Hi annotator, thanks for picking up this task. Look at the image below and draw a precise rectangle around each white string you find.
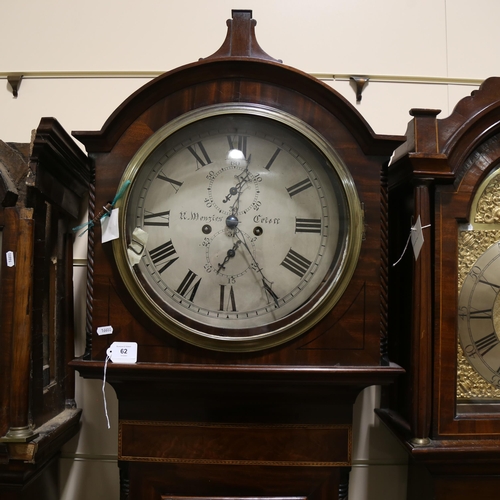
[392,231,412,267]
[102,355,111,429]
[392,223,432,267]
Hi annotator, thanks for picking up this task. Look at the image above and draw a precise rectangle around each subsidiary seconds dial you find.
[113,104,362,351]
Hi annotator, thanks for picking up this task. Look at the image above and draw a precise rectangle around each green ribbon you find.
[73,180,131,236]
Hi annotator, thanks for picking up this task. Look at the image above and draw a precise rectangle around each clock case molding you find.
[70,10,403,500]
[381,77,500,498]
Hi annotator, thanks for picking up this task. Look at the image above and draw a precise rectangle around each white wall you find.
[2,1,500,498]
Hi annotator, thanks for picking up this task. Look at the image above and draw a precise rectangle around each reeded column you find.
[409,182,433,445]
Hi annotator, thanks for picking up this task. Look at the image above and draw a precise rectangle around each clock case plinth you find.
[71,10,403,500]
[382,77,500,499]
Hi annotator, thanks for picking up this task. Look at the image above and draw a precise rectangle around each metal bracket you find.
[7,74,23,98]
[349,76,369,103]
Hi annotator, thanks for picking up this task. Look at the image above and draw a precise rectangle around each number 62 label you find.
[106,342,138,364]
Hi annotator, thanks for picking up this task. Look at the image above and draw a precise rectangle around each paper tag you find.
[97,325,114,336]
[101,208,120,243]
[106,342,138,364]
[6,251,14,267]
[411,216,424,260]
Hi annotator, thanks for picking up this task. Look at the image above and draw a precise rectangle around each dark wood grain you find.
[409,183,433,441]
[385,77,500,498]
[129,462,341,500]
[76,75,402,367]
[120,421,350,465]
[0,207,23,436]
[0,120,88,499]
[203,9,282,62]
[29,117,90,219]
[72,10,403,499]
[8,209,34,430]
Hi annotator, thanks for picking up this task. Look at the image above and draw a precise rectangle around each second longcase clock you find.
[382,77,500,499]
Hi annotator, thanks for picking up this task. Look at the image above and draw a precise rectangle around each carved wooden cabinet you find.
[381,78,500,499]
[70,10,403,499]
[0,119,90,499]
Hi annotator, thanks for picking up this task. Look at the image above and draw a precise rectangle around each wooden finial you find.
[203,10,281,62]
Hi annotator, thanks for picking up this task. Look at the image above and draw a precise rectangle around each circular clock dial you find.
[113,104,362,351]
[459,241,500,387]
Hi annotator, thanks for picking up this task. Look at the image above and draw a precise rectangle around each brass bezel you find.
[112,103,363,352]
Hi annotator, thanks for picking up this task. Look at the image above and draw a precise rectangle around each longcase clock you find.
[0,119,90,499]
[70,10,403,500]
[381,77,500,499]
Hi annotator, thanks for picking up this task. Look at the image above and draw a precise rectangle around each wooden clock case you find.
[0,119,90,499]
[70,10,403,499]
[381,77,500,499]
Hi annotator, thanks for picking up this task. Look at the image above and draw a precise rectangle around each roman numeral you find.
[469,308,493,319]
[177,270,202,301]
[479,279,500,292]
[149,240,179,274]
[144,210,171,227]
[475,332,500,356]
[187,141,212,167]
[280,248,312,278]
[286,178,313,198]
[264,148,281,170]
[295,217,321,234]
[219,284,237,311]
[227,135,247,157]
[157,172,183,192]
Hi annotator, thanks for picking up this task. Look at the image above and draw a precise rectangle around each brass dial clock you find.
[113,103,363,351]
[459,241,500,388]
[458,165,500,398]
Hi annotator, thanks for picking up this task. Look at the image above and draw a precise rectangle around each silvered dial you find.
[113,104,362,351]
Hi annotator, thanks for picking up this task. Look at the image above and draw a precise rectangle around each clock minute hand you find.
[234,227,279,308]
[262,279,279,304]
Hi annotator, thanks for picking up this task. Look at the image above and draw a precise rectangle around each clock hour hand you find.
[223,154,252,215]
[234,227,280,307]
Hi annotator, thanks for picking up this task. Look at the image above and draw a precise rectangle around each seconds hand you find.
[216,240,241,274]
[220,152,279,307]
[234,227,279,307]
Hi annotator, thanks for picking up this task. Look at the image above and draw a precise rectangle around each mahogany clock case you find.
[72,15,403,369]
[64,11,402,500]
[383,78,500,498]
[0,120,89,499]
[387,77,500,439]
[69,10,404,500]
